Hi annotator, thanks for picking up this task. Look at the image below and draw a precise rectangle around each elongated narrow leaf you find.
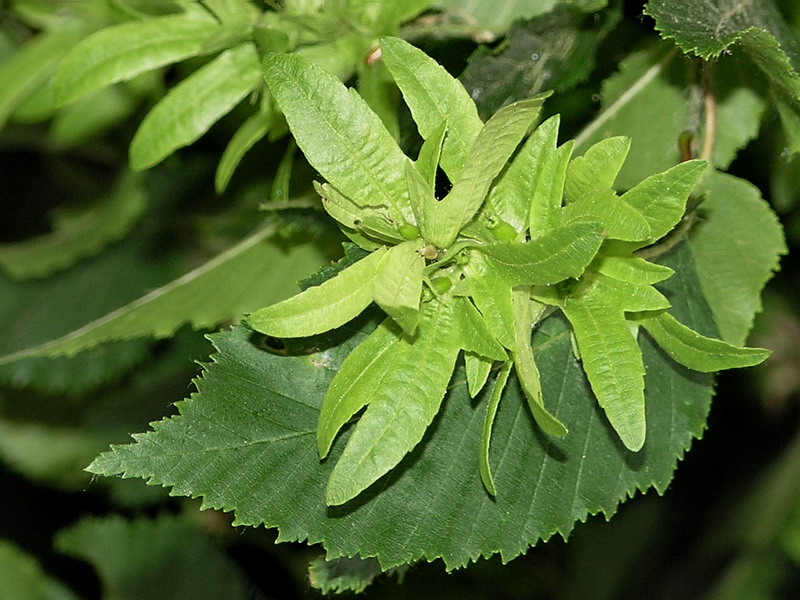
[620,160,706,243]
[380,36,483,180]
[565,136,631,201]
[527,117,574,236]
[415,120,447,188]
[562,294,646,451]
[455,297,507,361]
[54,13,218,106]
[130,43,261,170]
[247,247,388,338]
[587,272,670,312]
[512,289,568,437]
[326,298,461,505]
[479,221,604,286]
[595,254,674,285]
[464,352,494,398]
[373,241,424,334]
[264,52,412,221]
[641,312,771,373]
[561,188,651,241]
[215,108,273,193]
[464,252,515,349]
[405,161,448,245]
[317,320,403,458]
[479,360,512,496]
[0,226,331,364]
[316,183,403,244]
[0,172,146,280]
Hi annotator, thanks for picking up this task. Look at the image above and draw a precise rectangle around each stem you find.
[699,60,717,164]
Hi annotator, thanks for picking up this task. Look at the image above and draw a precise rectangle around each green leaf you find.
[380,36,483,180]
[454,297,507,361]
[0,172,146,280]
[0,226,331,363]
[0,29,82,130]
[316,182,404,245]
[512,290,567,437]
[562,293,646,451]
[50,83,139,147]
[87,242,715,569]
[464,252,516,348]
[586,272,671,313]
[53,12,218,106]
[325,297,461,505]
[247,246,388,338]
[215,107,273,193]
[620,160,706,243]
[56,515,249,600]
[308,556,385,595]
[689,171,787,345]
[526,116,573,236]
[561,189,652,241]
[0,540,78,600]
[317,319,403,458]
[565,136,631,201]
[464,352,494,398]
[639,312,770,372]
[130,43,261,170]
[434,0,557,31]
[264,51,412,222]
[373,241,424,334]
[478,221,605,286]
[414,120,447,189]
[594,254,674,285]
[479,360,512,496]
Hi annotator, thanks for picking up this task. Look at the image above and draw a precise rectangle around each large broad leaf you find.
[56,515,249,600]
[0,226,332,363]
[53,10,218,106]
[434,0,557,31]
[89,242,715,570]
[130,43,262,170]
[689,171,786,345]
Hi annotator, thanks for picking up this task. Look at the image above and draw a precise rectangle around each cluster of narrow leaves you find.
[245,37,770,506]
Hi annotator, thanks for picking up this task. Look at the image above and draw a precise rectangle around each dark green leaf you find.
[0,540,78,600]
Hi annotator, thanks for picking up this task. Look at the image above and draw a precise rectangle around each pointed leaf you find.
[316,182,403,244]
[595,254,674,285]
[479,360,512,496]
[373,241,424,334]
[247,247,388,338]
[587,272,671,313]
[215,108,273,193]
[562,294,646,451]
[561,188,651,241]
[454,297,507,361]
[130,43,261,170]
[640,312,770,373]
[317,319,403,458]
[464,252,516,349]
[415,120,447,189]
[526,116,574,236]
[325,298,461,505]
[380,36,483,180]
[479,221,605,287]
[53,13,218,106]
[264,51,412,221]
[565,136,631,201]
[464,352,494,398]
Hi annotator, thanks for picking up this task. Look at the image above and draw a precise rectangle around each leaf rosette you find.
[246,37,770,506]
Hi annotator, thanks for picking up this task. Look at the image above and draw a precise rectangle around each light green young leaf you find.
[405,160,449,245]
[414,120,447,189]
[620,160,706,243]
[431,97,545,247]
[562,293,646,451]
[561,188,651,241]
[373,241,424,334]
[357,60,400,141]
[0,29,82,130]
[479,360,512,497]
[0,171,146,280]
[380,36,483,180]
[594,254,674,285]
[53,13,218,106]
[215,108,273,193]
[525,116,573,236]
[50,84,138,147]
[587,272,671,312]
[512,289,568,437]
[326,297,461,505]
[464,352,494,398]
[264,51,412,222]
[454,297,508,361]
[130,43,261,170]
[0,226,331,364]
[478,221,605,286]
[565,136,631,201]
[464,252,516,349]
[316,182,404,245]
[317,319,403,458]
[640,312,770,373]
[247,246,388,338]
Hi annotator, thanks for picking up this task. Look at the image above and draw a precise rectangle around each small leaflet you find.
[479,360,513,496]
[373,241,424,335]
[464,353,494,398]
[564,136,631,202]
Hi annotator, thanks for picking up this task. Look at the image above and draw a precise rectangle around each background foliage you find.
[1,0,799,598]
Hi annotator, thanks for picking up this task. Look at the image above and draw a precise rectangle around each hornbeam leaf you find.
[561,188,651,241]
[562,293,646,451]
[464,252,516,349]
[415,120,447,189]
[584,271,671,313]
[315,182,403,245]
[524,116,572,236]
[464,352,494,398]
[373,241,424,334]
[264,51,412,222]
[247,247,388,338]
[479,360,512,497]
[640,312,771,373]
[380,36,483,180]
[317,319,403,458]
[479,221,604,286]
[454,297,508,361]
[325,298,461,506]
[130,43,262,170]
[53,12,218,106]
[620,160,706,243]
[594,254,674,285]
[565,136,631,201]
